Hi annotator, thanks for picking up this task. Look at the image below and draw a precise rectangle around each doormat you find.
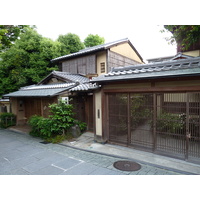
[113,160,141,171]
[40,141,50,144]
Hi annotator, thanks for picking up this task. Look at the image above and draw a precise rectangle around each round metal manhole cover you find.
[113,160,141,171]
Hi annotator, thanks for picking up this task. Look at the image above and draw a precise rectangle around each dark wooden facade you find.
[98,76,200,163]
[61,50,141,76]
[70,94,94,131]
[10,97,58,125]
[24,97,58,119]
[62,55,96,75]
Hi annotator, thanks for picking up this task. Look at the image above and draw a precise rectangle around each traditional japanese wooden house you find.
[4,38,143,131]
[91,56,200,163]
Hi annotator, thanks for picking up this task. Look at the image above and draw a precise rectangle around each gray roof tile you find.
[3,88,70,97]
[52,71,89,83]
[3,82,76,97]
[51,38,129,62]
[22,83,75,90]
[69,83,99,92]
[91,57,200,83]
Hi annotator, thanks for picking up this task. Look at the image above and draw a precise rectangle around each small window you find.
[100,62,105,73]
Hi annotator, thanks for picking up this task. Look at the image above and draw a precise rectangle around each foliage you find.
[130,94,152,129]
[48,101,76,135]
[162,25,200,51]
[0,25,32,51]
[46,133,75,144]
[46,134,67,144]
[156,112,184,133]
[0,26,106,97]
[0,27,62,96]
[28,101,87,143]
[0,112,16,128]
[28,115,44,137]
[57,33,85,55]
[75,120,87,132]
[84,34,105,47]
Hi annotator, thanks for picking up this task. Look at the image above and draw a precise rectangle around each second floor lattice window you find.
[100,62,105,73]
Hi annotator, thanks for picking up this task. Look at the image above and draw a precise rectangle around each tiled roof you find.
[3,82,76,97]
[3,75,99,97]
[22,83,75,90]
[147,52,194,63]
[91,57,200,83]
[3,88,72,97]
[69,83,99,92]
[171,52,194,60]
[51,38,128,62]
[51,38,143,62]
[37,71,89,85]
[52,71,89,83]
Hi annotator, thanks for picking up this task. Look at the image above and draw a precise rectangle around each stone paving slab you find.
[61,162,99,175]
[32,165,64,175]
[9,156,39,168]
[0,129,193,175]
[52,157,82,171]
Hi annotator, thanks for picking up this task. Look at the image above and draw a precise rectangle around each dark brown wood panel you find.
[107,51,140,72]
[62,55,96,75]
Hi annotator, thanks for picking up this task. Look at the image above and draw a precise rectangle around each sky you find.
[4,0,199,63]
[36,24,177,62]
[3,0,199,63]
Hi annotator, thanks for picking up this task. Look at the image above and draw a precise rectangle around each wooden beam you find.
[103,85,200,93]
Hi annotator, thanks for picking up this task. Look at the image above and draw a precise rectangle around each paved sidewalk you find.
[0,129,185,175]
[61,132,200,174]
[3,127,200,175]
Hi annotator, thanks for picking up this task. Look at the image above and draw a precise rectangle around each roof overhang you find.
[91,69,200,84]
[51,38,143,63]
[3,88,71,98]
[91,57,200,84]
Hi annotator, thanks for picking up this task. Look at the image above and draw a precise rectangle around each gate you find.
[107,92,200,162]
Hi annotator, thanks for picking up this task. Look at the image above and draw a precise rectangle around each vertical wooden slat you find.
[127,93,131,144]
[41,98,43,117]
[185,93,189,160]
[153,93,157,152]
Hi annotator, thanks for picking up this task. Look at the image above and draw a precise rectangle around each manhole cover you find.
[113,160,141,171]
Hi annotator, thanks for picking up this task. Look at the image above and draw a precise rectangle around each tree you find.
[84,34,105,47]
[0,27,63,96]
[163,25,200,51]
[57,33,84,55]
[0,25,31,51]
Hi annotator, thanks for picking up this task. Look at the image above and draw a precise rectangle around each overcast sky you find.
[2,0,198,62]
[36,24,177,61]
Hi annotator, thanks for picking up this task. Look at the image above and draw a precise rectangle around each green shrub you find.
[28,115,44,137]
[0,113,16,128]
[48,101,75,135]
[28,101,87,143]
[75,120,87,132]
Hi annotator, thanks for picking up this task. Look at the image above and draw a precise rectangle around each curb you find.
[59,143,196,175]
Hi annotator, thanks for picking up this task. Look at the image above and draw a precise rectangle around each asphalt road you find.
[0,129,186,175]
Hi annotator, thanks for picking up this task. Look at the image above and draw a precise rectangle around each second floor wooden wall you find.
[61,49,141,76]
[107,50,141,72]
[62,54,96,75]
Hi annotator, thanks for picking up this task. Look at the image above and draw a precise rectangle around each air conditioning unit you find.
[61,97,69,104]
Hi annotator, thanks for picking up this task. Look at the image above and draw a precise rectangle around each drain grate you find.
[40,141,50,144]
[113,160,141,171]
